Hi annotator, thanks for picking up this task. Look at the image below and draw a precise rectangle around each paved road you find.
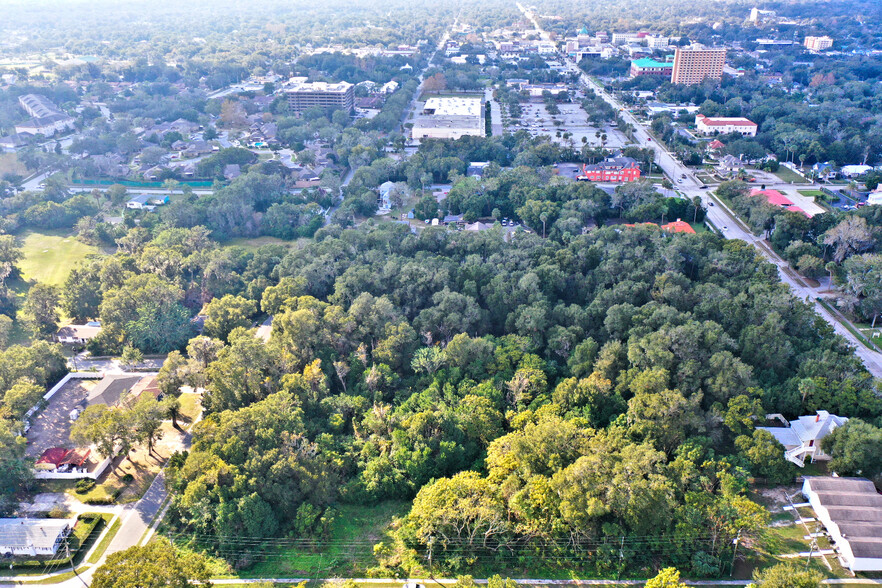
[518,3,882,378]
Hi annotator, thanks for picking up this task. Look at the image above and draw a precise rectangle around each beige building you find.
[671,47,726,85]
[286,81,354,114]
[804,36,833,51]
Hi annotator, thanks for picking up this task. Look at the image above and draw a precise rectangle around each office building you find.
[804,36,833,51]
[630,58,673,78]
[748,7,777,23]
[286,81,354,114]
[670,46,726,85]
[577,156,641,183]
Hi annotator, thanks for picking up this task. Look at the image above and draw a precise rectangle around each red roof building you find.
[661,220,697,234]
[750,189,810,217]
[578,157,641,183]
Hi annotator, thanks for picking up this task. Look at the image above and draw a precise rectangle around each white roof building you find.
[0,518,73,557]
[758,410,848,467]
[413,97,484,140]
[803,477,882,572]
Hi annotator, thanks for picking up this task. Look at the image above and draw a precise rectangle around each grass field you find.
[773,167,810,184]
[0,153,28,178]
[18,230,103,285]
[224,236,299,250]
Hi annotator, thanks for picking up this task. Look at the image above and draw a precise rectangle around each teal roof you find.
[579,26,590,35]
[631,58,673,69]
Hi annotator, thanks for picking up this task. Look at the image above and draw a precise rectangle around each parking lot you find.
[25,377,99,457]
[508,101,630,149]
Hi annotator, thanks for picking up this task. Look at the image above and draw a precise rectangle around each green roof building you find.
[630,58,674,78]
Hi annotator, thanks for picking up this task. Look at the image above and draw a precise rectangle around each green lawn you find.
[797,189,826,198]
[18,230,103,285]
[773,167,810,184]
[224,236,297,251]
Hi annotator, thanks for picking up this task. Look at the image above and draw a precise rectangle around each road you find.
[518,3,882,378]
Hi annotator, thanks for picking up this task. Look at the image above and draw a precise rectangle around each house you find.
[719,154,743,172]
[467,161,491,177]
[661,220,696,234]
[0,518,73,557]
[465,221,494,231]
[695,114,757,137]
[55,323,101,345]
[378,181,395,210]
[126,194,169,210]
[758,410,848,466]
[35,448,91,474]
[223,164,241,181]
[802,477,882,572]
[707,139,725,154]
[841,165,873,178]
[812,161,836,181]
[443,214,464,225]
[577,156,641,183]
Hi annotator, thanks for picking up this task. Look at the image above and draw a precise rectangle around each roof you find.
[804,476,882,565]
[661,220,696,234]
[751,188,793,207]
[0,519,72,552]
[84,375,143,408]
[631,58,673,69]
[697,115,757,127]
[584,157,639,172]
[36,448,70,466]
[708,139,725,149]
[56,324,101,340]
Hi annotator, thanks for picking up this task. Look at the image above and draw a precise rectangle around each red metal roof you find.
[750,188,793,206]
[36,448,71,466]
[661,220,697,234]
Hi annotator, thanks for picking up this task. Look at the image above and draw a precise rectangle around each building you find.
[55,322,101,345]
[695,114,757,136]
[802,477,882,572]
[661,220,696,234]
[412,97,484,140]
[15,94,75,137]
[577,156,641,183]
[630,58,673,78]
[126,194,169,211]
[611,32,642,44]
[285,81,354,114]
[670,47,726,85]
[758,410,848,466]
[0,518,73,557]
[804,36,834,51]
[748,7,777,23]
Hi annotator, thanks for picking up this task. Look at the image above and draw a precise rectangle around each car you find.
[424,219,430,224]
[646,137,652,142]
[708,201,714,206]
[722,226,728,231]
[700,185,708,189]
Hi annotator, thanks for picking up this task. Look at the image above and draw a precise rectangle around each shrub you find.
[75,479,97,494]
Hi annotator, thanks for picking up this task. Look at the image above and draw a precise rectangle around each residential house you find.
[55,323,101,345]
[223,164,241,181]
[758,410,848,466]
[812,161,836,181]
[0,518,74,557]
[719,154,743,172]
[126,194,170,210]
[378,181,395,211]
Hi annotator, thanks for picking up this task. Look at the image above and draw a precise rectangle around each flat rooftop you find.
[423,97,483,117]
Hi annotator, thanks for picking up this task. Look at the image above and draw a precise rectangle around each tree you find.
[157,350,190,397]
[91,538,213,588]
[3,381,44,419]
[162,395,182,429]
[118,345,143,370]
[0,420,32,512]
[422,73,447,94]
[823,216,874,263]
[735,429,797,484]
[821,419,882,478]
[132,394,164,455]
[220,99,247,128]
[411,346,444,375]
[62,263,103,322]
[646,568,691,588]
[203,295,257,341]
[752,563,822,588]
[22,283,60,339]
[70,404,133,457]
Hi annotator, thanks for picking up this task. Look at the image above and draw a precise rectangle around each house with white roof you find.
[758,410,848,467]
[0,518,73,557]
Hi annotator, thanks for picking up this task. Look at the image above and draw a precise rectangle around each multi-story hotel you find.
[286,81,354,114]
[670,47,726,85]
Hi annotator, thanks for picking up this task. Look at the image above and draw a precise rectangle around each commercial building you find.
[802,477,882,572]
[695,114,758,136]
[412,97,484,140]
[670,47,726,85]
[804,36,834,51]
[758,410,848,466]
[0,519,73,557]
[748,7,777,23]
[577,156,641,183]
[630,58,674,78]
[285,81,354,114]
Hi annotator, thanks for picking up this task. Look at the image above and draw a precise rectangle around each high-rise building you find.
[670,47,726,85]
[804,36,834,51]
[285,81,354,114]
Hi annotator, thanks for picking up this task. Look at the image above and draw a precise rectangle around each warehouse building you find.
[412,97,484,140]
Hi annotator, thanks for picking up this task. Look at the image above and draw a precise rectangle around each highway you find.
[518,3,882,377]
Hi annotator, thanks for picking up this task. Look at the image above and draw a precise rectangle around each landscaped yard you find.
[17,230,104,285]
[773,167,810,184]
